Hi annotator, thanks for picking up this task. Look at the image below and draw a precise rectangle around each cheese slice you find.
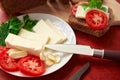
[7,49,27,59]
[18,29,49,45]
[76,6,86,18]
[33,19,67,44]
[45,19,67,43]
[5,33,43,56]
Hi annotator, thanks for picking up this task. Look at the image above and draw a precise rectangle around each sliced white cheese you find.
[5,33,43,56]
[18,29,49,45]
[45,19,67,43]
[7,49,27,59]
[33,19,67,44]
[44,53,61,66]
[75,6,86,19]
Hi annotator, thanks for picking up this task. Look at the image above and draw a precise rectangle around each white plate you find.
[4,13,76,77]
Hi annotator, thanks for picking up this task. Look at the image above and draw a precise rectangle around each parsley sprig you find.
[82,0,107,12]
[23,15,38,32]
[0,15,38,46]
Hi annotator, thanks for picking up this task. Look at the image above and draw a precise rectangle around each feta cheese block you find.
[5,33,43,56]
[45,19,67,43]
[33,19,67,44]
[75,6,86,19]
[18,29,49,44]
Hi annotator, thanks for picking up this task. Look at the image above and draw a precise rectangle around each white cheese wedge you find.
[75,6,86,19]
[18,29,49,44]
[5,33,43,56]
[33,19,67,44]
[45,19,67,43]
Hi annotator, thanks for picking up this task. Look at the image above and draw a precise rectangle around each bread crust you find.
[68,8,113,37]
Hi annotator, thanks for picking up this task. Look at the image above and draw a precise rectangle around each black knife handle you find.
[104,50,120,61]
[93,49,120,61]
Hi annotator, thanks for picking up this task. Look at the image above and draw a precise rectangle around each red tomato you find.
[86,9,108,30]
[71,3,79,15]
[18,55,45,76]
[0,46,7,55]
[0,48,18,72]
[71,2,88,15]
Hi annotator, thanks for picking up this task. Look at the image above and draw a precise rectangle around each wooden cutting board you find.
[21,0,120,26]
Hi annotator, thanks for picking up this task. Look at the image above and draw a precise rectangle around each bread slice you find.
[68,8,113,37]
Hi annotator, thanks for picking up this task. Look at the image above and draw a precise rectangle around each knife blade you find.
[45,44,120,61]
[46,44,93,56]
[69,62,90,80]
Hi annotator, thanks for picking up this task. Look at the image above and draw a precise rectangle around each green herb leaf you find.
[101,6,107,12]
[8,17,23,35]
[82,4,89,10]
[0,15,38,46]
[23,15,38,32]
[90,0,102,9]
[89,0,96,8]
[0,17,22,46]
[0,23,9,46]
[83,0,107,12]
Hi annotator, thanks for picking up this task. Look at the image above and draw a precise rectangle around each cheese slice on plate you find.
[33,19,67,44]
[18,29,49,44]
[45,19,67,43]
[7,49,28,59]
[5,33,43,56]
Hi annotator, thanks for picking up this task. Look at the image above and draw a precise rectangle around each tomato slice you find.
[18,55,45,76]
[0,48,18,72]
[86,9,108,30]
[0,46,8,55]
[71,3,79,15]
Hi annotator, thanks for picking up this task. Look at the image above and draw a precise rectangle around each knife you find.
[45,44,120,61]
[69,62,90,80]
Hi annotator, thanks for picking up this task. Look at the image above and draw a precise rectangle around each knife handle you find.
[103,50,120,61]
[93,49,120,61]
